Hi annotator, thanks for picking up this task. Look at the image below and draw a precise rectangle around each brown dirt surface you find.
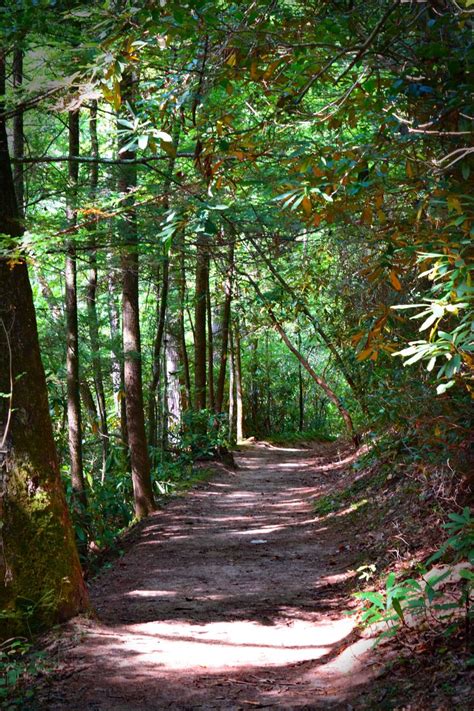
[30,442,469,710]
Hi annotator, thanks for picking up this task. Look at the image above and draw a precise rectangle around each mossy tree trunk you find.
[0,51,87,637]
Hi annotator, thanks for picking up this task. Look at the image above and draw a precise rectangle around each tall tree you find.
[12,48,23,215]
[0,50,87,635]
[206,273,215,411]
[86,101,109,481]
[65,108,87,513]
[118,70,155,518]
[194,232,208,410]
[215,240,234,414]
[233,317,244,443]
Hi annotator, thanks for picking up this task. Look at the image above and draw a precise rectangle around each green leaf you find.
[356,591,385,609]
[392,597,405,623]
[436,380,455,395]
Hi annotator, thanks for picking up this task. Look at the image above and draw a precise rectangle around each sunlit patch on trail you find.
[80,616,355,671]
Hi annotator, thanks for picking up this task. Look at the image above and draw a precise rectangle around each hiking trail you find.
[38,442,377,710]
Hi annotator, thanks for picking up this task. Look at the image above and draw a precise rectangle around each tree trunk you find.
[65,109,87,512]
[165,327,182,433]
[147,123,180,450]
[80,379,99,430]
[206,273,215,411]
[118,71,155,518]
[194,234,208,410]
[178,241,191,410]
[0,52,87,636]
[297,334,304,432]
[148,257,168,452]
[107,270,123,417]
[234,317,244,443]
[12,48,24,216]
[215,241,234,414]
[228,327,236,443]
[249,337,259,435]
[87,101,108,481]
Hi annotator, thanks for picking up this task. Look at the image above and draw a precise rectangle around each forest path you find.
[39,442,377,710]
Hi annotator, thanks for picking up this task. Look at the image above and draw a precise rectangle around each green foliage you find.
[0,589,56,640]
[0,637,43,709]
[179,410,230,462]
[4,0,473,648]
[427,507,474,567]
[355,509,474,643]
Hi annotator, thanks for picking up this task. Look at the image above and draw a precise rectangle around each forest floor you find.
[30,441,471,710]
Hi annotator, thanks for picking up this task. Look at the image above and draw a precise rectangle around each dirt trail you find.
[38,442,377,710]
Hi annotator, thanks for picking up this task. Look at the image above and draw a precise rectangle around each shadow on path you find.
[37,442,378,710]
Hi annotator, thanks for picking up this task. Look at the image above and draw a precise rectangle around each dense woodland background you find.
[0,0,473,673]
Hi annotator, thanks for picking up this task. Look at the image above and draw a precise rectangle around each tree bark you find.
[118,71,155,518]
[215,241,234,413]
[297,333,304,432]
[12,48,24,216]
[194,233,208,410]
[147,123,180,449]
[65,109,87,512]
[178,240,191,410]
[206,273,215,411]
[249,337,259,435]
[234,317,244,443]
[165,327,182,432]
[80,379,99,430]
[148,257,168,452]
[0,51,87,636]
[107,270,124,419]
[228,326,236,442]
[87,101,108,482]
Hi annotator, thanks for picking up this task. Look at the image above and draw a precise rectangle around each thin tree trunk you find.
[148,257,168,451]
[87,101,108,481]
[298,333,304,432]
[194,233,208,410]
[0,50,87,633]
[249,337,259,435]
[228,326,235,443]
[12,48,23,216]
[80,379,99,430]
[147,123,180,449]
[206,273,215,411]
[107,271,123,416]
[165,327,181,433]
[178,241,191,410]
[215,241,234,413]
[66,109,87,511]
[234,317,244,443]
[118,70,155,518]
[264,331,271,434]
[248,275,358,445]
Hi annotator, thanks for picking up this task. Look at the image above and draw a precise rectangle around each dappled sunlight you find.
[125,590,178,598]
[42,443,381,709]
[74,615,355,671]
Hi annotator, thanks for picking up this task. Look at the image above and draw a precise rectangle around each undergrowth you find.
[312,434,473,661]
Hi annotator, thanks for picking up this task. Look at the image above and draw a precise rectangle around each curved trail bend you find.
[40,442,376,709]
